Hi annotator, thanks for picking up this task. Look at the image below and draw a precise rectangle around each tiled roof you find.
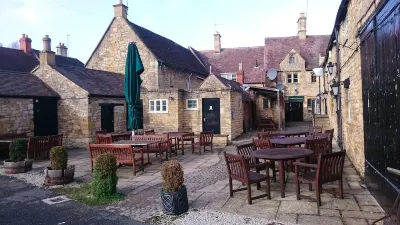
[128,21,208,77]
[197,47,266,84]
[264,35,330,71]
[0,69,59,97]
[53,65,125,97]
[0,47,84,73]
[213,74,250,101]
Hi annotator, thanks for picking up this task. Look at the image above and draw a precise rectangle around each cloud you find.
[12,6,40,23]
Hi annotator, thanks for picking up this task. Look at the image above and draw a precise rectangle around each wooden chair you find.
[257,132,280,140]
[27,136,50,159]
[48,134,63,147]
[294,151,346,206]
[144,129,155,135]
[311,133,332,153]
[238,142,276,182]
[95,130,107,135]
[324,129,334,152]
[88,144,144,176]
[96,134,112,144]
[224,152,271,204]
[179,132,195,155]
[193,131,213,155]
[305,137,330,164]
[308,126,323,135]
[132,134,170,162]
[0,133,27,140]
[111,133,131,142]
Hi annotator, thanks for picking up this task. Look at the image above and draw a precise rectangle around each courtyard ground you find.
[0,127,387,225]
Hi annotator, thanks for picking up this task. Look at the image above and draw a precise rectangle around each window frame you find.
[287,74,292,83]
[307,98,315,110]
[185,99,199,110]
[311,75,317,82]
[293,73,298,83]
[289,55,295,64]
[149,99,168,113]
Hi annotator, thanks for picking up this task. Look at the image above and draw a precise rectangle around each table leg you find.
[146,145,151,165]
[279,160,285,198]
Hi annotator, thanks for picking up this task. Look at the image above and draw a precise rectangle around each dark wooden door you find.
[101,105,114,133]
[285,102,303,122]
[202,98,220,134]
[33,98,58,136]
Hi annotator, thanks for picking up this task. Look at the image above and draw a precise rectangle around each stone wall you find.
[0,98,34,136]
[158,64,204,89]
[88,98,127,143]
[33,65,90,148]
[86,17,159,89]
[230,91,244,139]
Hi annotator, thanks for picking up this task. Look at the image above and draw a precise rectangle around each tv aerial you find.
[267,68,278,80]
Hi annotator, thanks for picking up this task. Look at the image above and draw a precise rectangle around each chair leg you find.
[257,182,261,190]
[316,183,322,206]
[247,183,252,205]
[211,144,213,153]
[229,178,233,197]
[309,183,313,191]
[266,167,271,199]
[133,163,136,176]
[141,158,144,172]
[339,177,344,199]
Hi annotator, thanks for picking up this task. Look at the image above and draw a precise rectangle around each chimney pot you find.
[40,35,55,65]
[214,32,221,53]
[297,12,307,40]
[19,33,32,54]
[113,0,128,18]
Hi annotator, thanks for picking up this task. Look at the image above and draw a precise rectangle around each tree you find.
[8,41,19,49]
[0,43,3,47]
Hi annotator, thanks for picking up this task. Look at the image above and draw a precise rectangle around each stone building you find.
[264,13,330,122]
[86,1,208,90]
[0,34,83,137]
[320,0,399,208]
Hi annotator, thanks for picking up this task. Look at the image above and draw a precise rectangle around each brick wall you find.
[0,98,34,136]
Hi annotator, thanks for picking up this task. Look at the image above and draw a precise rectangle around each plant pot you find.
[44,166,75,186]
[161,185,189,215]
[24,159,33,172]
[3,160,26,174]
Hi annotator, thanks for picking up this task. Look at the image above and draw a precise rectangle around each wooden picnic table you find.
[251,148,313,198]
[270,137,306,147]
[113,139,161,164]
[280,128,309,137]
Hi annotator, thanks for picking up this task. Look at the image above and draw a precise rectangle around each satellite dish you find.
[276,83,285,90]
[267,68,278,80]
[242,84,250,92]
[312,68,324,76]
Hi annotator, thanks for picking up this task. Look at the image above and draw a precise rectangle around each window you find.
[287,74,292,83]
[149,99,168,113]
[311,75,317,82]
[293,74,298,83]
[186,99,198,110]
[263,98,269,108]
[307,98,315,110]
[289,55,295,64]
[220,73,237,81]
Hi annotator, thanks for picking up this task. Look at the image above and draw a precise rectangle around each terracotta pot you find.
[24,159,33,172]
[4,160,26,174]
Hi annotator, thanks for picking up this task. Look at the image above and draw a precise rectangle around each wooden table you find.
[113,140,160,164]
[166,132,190,152]
[280,128,309,137]
[251,148,313,198]
[270,137,306,147]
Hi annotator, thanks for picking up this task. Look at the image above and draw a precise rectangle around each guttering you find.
[0,95,60,99]
[88,94,125,99]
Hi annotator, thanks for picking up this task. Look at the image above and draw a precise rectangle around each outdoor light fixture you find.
[327,61,334,75]
[343,78,350,89]
[330,80,340,98]
[323,91,328,99]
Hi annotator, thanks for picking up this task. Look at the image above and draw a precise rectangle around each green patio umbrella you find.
[124,43,144,131]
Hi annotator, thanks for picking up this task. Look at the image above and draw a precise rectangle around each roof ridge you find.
[56,64,124,76]
[265,34,330,39]
[199,46,264,52]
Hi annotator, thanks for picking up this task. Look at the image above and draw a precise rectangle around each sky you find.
[0,0,341,64]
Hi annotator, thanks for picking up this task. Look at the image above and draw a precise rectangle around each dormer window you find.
[289,55,295,64]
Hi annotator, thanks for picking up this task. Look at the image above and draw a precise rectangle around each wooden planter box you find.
[4,159,34,174]
[44,166,75,186]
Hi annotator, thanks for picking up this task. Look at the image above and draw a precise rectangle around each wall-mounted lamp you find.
[330,80,340,98]
[343,78,350,89]
[327,61,334,75]
[323,91,328,99]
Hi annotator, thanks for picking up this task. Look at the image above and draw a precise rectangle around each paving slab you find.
[341,210,386,220]
[276,213,297,224]
[297,215,343,225]
[278,201,318,215]
[319,208,341,217]
[343,217,369,225]
[355,194,380,206]
[320,198,361,211]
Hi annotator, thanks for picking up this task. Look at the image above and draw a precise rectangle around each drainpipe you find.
[187,73,193,90]
[335,27,343,149]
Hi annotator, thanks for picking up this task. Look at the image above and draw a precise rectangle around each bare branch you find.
[8,41,19,49]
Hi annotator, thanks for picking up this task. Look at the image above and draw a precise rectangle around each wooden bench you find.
[132,134,170,162]
[27,136,50,159]
[88,144,144,176]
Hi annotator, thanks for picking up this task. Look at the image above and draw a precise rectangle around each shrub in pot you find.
[91,153,118,198]
[4,139,31,174]
[161,160,188,215]
[44,146,75,186]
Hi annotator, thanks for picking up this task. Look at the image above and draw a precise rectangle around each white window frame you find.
[149,99,168,113]
[185,99,198,110]
[289,55,295,64]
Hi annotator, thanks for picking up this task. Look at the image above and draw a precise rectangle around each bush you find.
[91,153,118,198]
[161,160,184,192]
[50,146,68,170]
[9,139,27,162]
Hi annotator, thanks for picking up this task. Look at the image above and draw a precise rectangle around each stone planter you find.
[161,185,189,215]
[4,160,26,174]
[44,165,75,186]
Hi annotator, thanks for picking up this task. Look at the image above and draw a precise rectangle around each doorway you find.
[101,105,114,133]
[33,98,58,136]
[202,98,221,134]
[285,102,303,122]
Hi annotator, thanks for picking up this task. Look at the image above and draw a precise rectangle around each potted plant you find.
[44,146,75,186]
[4,139,32,174]
[160,160,188,215]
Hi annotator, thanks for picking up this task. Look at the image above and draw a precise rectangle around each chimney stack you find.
[56,43,68,56]
[113,0,128,19]
[297,13,307,40]
[40,35,55,66]
[237,62,244,84]
[214,32,221,53]
[19,34,32,54]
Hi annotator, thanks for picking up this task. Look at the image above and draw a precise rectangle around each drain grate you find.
[42,195,71,205]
